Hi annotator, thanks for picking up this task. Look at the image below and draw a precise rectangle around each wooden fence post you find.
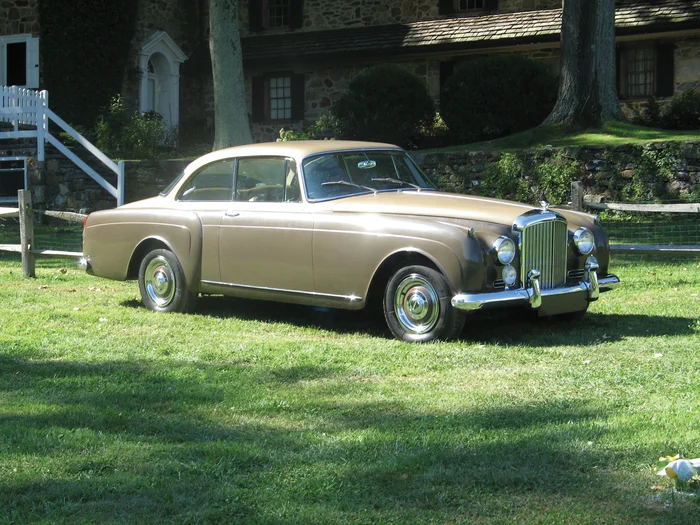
[19,189,35,278]
[571,181,584,212]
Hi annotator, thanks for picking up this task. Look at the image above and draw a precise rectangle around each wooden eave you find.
[241,0,700,68]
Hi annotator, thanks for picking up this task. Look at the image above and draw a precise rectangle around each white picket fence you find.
[0,85,124,205]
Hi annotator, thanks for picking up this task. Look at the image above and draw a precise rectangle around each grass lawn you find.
[424,121,700,153]
[0,251,698,524]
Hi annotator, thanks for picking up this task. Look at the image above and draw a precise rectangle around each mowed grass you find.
[0,252,699,524]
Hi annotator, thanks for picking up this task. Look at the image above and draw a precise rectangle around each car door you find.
[175,157,236,283]
[218,156,315,293]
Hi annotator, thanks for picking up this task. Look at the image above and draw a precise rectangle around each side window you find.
[178,159,235,201]
[236,157,299,202]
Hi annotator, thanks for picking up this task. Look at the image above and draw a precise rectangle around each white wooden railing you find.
[0,85,124,206]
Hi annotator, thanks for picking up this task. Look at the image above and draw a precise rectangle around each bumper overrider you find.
[452,260,620,312]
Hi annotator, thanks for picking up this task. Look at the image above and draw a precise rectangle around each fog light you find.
[502,264,518,287]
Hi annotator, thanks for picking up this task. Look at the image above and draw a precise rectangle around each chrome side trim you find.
[201,280,362,302]
[451,270,620,312]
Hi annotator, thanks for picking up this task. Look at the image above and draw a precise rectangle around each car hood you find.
[328,191,541,225]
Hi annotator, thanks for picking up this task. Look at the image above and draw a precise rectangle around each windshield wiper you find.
[321,180,376,193]
[370,177,422,190]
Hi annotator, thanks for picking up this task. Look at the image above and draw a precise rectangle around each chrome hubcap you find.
[394,274,440,334]
[144,256,176,307]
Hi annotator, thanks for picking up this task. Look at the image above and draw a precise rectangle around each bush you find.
[481,150,579,205]
[440,55,557,143]
[330,64,435,148]
[96,95,173,158]
[662,89,700,129]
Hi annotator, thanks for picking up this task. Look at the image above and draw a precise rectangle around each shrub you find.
[481,150,579,205]
[440,55,557,143]
[96,95,171,158]
[662,89,700,129]
[330,64,435,148]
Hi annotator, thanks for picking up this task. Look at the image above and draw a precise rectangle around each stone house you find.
[2,0,700,144]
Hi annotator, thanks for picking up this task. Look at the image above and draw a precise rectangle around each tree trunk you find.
[209,0,254,148]
[544,0,626,128]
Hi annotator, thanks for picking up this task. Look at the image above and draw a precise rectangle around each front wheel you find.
[138,249,198,313]
[383,265,466,342]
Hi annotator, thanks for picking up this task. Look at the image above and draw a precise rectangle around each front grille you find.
[519,217,568,290]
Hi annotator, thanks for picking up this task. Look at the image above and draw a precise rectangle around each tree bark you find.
[544,0,626,128]
[209,0,254,148]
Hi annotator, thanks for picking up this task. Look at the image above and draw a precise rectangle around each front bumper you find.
[452,262,620,312]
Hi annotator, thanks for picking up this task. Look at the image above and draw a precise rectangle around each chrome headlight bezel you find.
[573,227,595,255]
[493,236,516,265]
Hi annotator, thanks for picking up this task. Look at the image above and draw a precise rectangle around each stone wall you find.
[0,0,39,35]
[413,141,700,203]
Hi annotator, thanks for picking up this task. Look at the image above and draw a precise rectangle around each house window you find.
[249,0,303,31]
[623,47,656,98]
[617,43,675,99]
[0,34,39,88]
[269,76,292,120]
[252,73,304,123]
[266,0,290,28]
[459,0,485,10]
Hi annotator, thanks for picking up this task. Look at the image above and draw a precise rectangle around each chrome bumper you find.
[77,256,92,273]
[452,261,620,312]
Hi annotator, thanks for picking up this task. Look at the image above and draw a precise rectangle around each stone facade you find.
[0,0,39,36]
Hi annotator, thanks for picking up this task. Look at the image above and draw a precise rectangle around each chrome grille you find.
[519,217,568,290]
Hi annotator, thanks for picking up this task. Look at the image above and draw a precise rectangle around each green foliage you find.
[277,114,340,141]
[96,95,173,158]
[331,64,435,148]
[481,150,579,204]
[619,143,681,202]
[662,89,700,130]
[440,55,557,143]
[633,90,700,131]
[39,0,140,128]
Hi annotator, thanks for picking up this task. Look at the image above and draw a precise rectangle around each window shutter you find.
[249,0,263,32]
[291,73,305,121]
[252,75,265,122]
[656,43,675,98]
[485,0,499,10]
[290,0,304,30]
[26,37,40,88]
[439,0,454,15]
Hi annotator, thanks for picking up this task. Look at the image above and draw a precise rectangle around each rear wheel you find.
[138,249,198,313]
[383,265,466,342]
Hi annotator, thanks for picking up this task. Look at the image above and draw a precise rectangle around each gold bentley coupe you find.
[81,141,619,342]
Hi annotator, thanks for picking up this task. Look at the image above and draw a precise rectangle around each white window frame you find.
[0,34,39,88]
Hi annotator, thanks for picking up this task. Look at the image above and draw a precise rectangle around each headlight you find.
[573,228,595,255]
[493,236,516,265]
[502,264,518,287]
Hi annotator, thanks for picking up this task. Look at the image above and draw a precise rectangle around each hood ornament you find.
[540,199,550,212]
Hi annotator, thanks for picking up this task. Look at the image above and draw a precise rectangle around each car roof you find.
[186,140,403,173]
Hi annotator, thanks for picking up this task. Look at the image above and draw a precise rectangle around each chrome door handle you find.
[225,211,240,217]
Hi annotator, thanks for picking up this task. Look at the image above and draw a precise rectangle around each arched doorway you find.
[138,32,187,129]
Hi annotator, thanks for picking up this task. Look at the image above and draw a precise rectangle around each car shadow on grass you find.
[122,294,698,346]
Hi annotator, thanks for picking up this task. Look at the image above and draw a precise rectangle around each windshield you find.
[302,151,436,201]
